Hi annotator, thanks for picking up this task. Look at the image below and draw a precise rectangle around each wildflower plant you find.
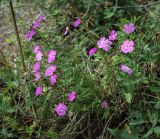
[1,0,160,139]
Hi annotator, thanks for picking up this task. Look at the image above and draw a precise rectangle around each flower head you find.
[34,72,41,81]
[32,21,40,29]
[123,23,135,34]
[35,86,42,96]
[37,15,45,23]
[120,64,133,75]
[33,61,40,73]
[45,64,56,77]
[25,30,36,41]
[120,40,134,53]
[47,50,56,63]
[32,15,45,29]
[54,103,67,116]
[88,47,97,56]
[50,74,58,85]
[109,30,118,41]
[36,50,43,61]
[97,37,112,52]
[68,92,77,102]
[101,101,108,109]
[73,18,81,28]
[33,45,41,54]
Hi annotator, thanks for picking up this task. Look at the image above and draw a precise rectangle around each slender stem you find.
[9,1,26,71]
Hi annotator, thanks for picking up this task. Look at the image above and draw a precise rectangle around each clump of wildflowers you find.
[123,23,135,34]
[120,64,133,75]
[68,92,77,102]
[54,103,67,116]
[73,18,81,28]
[120,40,134,53]
[88,47,97,56]
[35,86,43,96]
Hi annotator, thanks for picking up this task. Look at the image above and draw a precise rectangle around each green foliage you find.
[0,0,160,138]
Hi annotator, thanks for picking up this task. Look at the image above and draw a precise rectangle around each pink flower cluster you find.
[33,45,42,82]
[45,50,58,86]
[25,15,45,41]
[88,30,118,56]
[33,45,43,96]
[120,23,135,74]
[26,15,58,97]
[26,15,81,118]
[54,91,77,117]
[94,23,135,74]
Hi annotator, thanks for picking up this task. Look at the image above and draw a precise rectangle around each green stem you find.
[9,1,26,71]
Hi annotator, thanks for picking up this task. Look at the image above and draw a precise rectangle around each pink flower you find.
[68,92,77,102]
[25,30,36,41]
[103,46,111,52]
[37,15,45,23]
[33,62,40,73]
[120,64,133,75]
[54,103,67,116]
[101,101,108,109]
[120,40,134,53]
[36,50,43,61]
[33,45,41,53]
[47,50,56,63]
[97,37,107,48]
[123,23,135,34]
[45,64,56,77]
[32,15,45,29]
[109,30,118,41]
[35,86,42,96]
[50,74,58,85]
[73,18,81,28]
[34,72,41,81]
[32,21,40,29]
[88,47,97,56]
[97,37,112,52]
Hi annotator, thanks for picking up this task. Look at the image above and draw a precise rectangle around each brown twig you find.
[9,1,26,71]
